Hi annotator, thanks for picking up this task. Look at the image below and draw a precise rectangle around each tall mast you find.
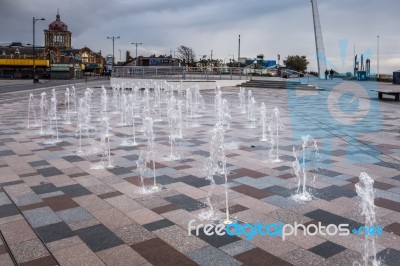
[311,0,327,79]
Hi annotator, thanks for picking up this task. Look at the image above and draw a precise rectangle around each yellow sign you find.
[0,59,49,67]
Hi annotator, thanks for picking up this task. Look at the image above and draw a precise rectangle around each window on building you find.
[82,52,89,63]
[52,35,64,45]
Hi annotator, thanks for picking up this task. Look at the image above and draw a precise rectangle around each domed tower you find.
[44,9,71,49]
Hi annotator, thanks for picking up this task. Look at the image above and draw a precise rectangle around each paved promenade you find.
[0,79,399,265]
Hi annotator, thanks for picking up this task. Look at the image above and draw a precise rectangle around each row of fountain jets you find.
[26,81,380,265]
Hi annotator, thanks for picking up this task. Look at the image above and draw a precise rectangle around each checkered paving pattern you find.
[0,80,399,265]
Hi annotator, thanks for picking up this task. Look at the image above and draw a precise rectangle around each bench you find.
[378,89,400,101]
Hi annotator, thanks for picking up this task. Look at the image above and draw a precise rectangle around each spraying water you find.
[248,97,257,128]
[200,123,232,224]
[238,87,246,113]
[165,96,181,161]
[27,93,39,128]
[143,117,160,191]
[247,90,252,119]
[91,111,114,169]
[185,88,193,127]
[268,107,285,162]
[354,172,380,266]
[45,93,61,144]
[75,99,85,155]
[291,135,320,203]
[71,85,77,113]
[259,102,268,142]
[64,88,71,124]
[137,150,151,194]
[101,111,114,169]
[39,92,48,135]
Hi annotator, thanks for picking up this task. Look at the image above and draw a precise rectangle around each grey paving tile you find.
[23,206,62,228]
[75,224,125,252]
[57,206,93,224]
[187,245,242,266]
[143,219,174,231]
[28,160,50,167]
[35,222,74,243]
[377,248,400,266]
[0,192,12,206]
[219,240,256,257]
[0,204,20,218]
[13,193,42,207]
[165,194,206,212]
[59,184,92,198]
[234,176,272,189]
[31,183,59,195]
[308,241,346,258]
[262,195,303,208]
[36,167,63,177]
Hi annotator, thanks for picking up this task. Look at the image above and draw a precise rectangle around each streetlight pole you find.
[33,17,45,83]
[131,42,143,58]
[377,35,380,78]
[107,36,120,65]
[238,34,241,79]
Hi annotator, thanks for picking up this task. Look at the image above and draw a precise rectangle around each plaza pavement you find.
[0,79,399,265]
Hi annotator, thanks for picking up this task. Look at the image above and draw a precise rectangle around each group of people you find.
[325,69,334,80]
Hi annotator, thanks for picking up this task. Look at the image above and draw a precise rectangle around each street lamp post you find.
[33,17,45,83]
[70,53,76,79]
[131,42,143,58]
[377,35,380,78]
[107,36,120,65]
[238,34,241,79]
[47,50,52,81]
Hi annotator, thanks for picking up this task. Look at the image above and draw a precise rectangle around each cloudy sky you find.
[1,0,399,74]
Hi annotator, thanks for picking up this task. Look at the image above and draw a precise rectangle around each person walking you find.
[329,69,334,80]
[324,69,329,80]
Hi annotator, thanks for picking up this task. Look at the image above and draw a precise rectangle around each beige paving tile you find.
[73,194,112,214]
[9,239,49,264]
[92,207,133,229]
[126,208,164,225]
[47,236,84,251]
[233,195,280,214]
[153,225,208,254]
[104,195,143,213]
[96,244,149,266]
[46,175,77,187]
[0,220,37,245]
[0,253,15,266]
[249,233,298,256]
[174,184,208,199]
[53,243,105,266]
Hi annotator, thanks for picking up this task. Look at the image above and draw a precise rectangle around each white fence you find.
[112,66,250,81]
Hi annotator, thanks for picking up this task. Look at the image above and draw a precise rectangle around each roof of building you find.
[48,10,68,31]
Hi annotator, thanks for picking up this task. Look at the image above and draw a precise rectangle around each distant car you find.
[346,72,352,76]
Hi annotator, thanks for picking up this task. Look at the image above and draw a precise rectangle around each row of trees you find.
[177,45,310,72]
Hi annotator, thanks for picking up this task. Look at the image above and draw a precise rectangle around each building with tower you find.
[44,10,72,49]
[0,10,105,79]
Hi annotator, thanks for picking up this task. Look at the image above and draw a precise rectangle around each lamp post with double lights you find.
[107,36,120,65]
[33,17,45,83]
[131,42,143,58]
[238,34,241,79]
[377,35,380,78]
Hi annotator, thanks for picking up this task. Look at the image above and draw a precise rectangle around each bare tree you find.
[177,45,196,66]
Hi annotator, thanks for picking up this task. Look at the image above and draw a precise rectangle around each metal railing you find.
[283,69,316,85]
[112,66,250,81]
